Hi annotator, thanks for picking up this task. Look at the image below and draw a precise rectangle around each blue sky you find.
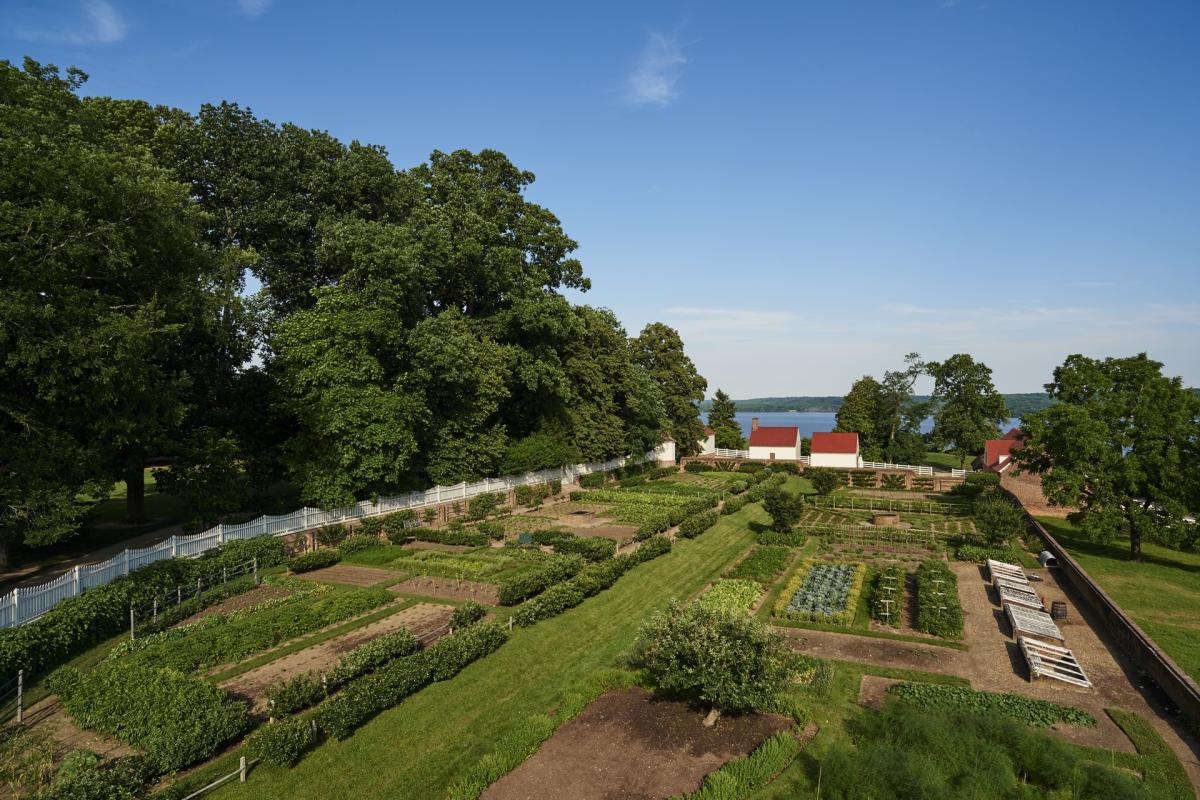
[5,0,1199,397]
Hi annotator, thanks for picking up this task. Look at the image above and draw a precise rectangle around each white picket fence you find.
[0,452,651,629]
[861,460,935,476]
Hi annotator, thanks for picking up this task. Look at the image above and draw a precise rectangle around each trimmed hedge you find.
[468,492,506,519]
[313,622,509,740]
[245,715,314,767]
[578,472,608,489]
[512,536,672,627]
[450,601,488,629]
[721,495,748,515]
[266,672,324,716]
[514,483,552,507]
[397,527,490,547]
[0,536,284,679]
[327,628,420,687]
[634,511,672,541]
[337,534,381,555]
[288,549,341,573]
[49,663,249,772]
[914,559,963,638]
[531,529,617,561]
[496,555,585,606]
[678,510,718,539]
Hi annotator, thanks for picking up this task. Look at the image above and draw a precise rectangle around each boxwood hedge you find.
[245,715,314,767]
[496,555,585,606]
[287,549,341,573]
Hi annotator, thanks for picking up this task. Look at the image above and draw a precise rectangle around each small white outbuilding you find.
[810,431,862,469]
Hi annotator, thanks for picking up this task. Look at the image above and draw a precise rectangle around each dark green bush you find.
[327,629,419,687]
[578,472,608,488]
[634,511,671,541]
[49,663,249,772]
[550,479,563,495]
[245,715,314,767]
[450,601,487,629]
[496,555,585,605]
[514,483,551,507]
[397,527,488,547]
[757,530,807,547]
[266,672,324,716]
[475,521,505,540]
[727,546,791,583]
[973,494,1027,546]
[196,535,287,571]
[337,534,381,555]
[314,622,509,740]
[721,495,748,515]
[356,516,385,537]
[532,530,616,561]
[684,461,712,473]
[288,549,341,573]
[316,524,347,547]
[41,753,154,800]
[806,467,843,495]
[468,492,506,519]
[678,510,718,538]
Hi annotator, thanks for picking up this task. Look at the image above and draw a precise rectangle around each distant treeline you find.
[699,393,1058,416]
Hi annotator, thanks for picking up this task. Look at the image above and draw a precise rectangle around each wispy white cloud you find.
[626,32,686,107]
[238,0,273,19]
[14,0,126,45]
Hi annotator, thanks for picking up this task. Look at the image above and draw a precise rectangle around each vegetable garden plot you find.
[696,579,762,614]
[774,561,867,625]
[820,526,939,552]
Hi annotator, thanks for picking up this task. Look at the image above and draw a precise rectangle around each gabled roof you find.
[703,426,715,437]
[1001,427,1023,441]
[811,431,859,454]
[984,436,1024,469]
[749,426,799,447]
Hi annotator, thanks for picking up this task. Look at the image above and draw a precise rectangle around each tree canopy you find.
[1012,353,1200,560]
[0,58,705,556]
[707,389,745,450]
[834,354,927,464]
[927,354,1010,468]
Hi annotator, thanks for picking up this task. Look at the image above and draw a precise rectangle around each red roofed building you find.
[979,428,1025,473]
[698,426,716,455]
[810,431,863,469]
[747,417,801,461]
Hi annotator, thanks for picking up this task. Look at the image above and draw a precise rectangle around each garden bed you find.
[390,576,501,605]
[294,564,399,587]
[480,688,791,800]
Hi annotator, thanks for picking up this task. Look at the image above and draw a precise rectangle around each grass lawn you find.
[921,450,966,471]
[205,496,765,799]
[1039,517,1200,685]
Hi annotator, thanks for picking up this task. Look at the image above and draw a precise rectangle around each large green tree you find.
[632,323,707,458]
[1012,354,1200,560]
[0,60,241,564]
[835,354,927,464]
[927,354,1010,468]
[836,376,886,460]
[707,389,745,450]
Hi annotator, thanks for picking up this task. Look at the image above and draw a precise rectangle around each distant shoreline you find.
[698,393,1057,416]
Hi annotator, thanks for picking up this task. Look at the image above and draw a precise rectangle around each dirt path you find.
[220,602,454,715]
[778,561,1200,791]
[1002,472,1075,518]
[20,696,137,760]
[482,688,792,800]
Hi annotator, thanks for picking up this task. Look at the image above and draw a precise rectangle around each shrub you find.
[450,601,488,629]
[721,495,748,515]
[196,535,288,571]
[288,549,341,573]
[266,672,324,716]
[245,716,314,767]
[633,511,671,541]
[949,470,1002,499]
[550,479,563,495]
[578,472,608,489]
[914,559,963,638]
[496,555,585,605]
[475,521,505,541]
[887,682,1095,726]
[356,516,385,537]
[337,534,381,555]
[396,527,489,547]
[514,483,551,508]
[49,663,249,772]
[954,543,1023,564]
[737,462,767,473]
[727,546,791,584]
[850,470,877,488]
[631,601,800,715]
[534,531,616,561]
[678,510,719,538]
[316,524,347,547]
[806,468,842,495]
[40,753,155,800]
[684,461,712,473]
[468,492,506,519]
[314,622,509,740]
[973,495,1027,546]
[327,629,419,687]
[762,487,805,532]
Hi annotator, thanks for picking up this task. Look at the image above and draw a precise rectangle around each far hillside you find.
[699,393,1058,416]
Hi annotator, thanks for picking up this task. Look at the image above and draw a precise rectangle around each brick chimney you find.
[751,417,760,432]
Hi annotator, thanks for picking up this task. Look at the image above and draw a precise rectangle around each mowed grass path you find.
[1039,516,1200,684]
[210,502,763,799]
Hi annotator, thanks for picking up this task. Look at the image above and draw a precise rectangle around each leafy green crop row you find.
[696,579,762,614]
[869,565,906,624]
[726,546,791,584]
[914,559,963,638]
[887,682,1095,727]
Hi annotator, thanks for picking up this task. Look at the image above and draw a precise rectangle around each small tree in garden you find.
[763,487,805,532]
[807,468,842,496]
[972,495,1026,546]
[631,601,799,725]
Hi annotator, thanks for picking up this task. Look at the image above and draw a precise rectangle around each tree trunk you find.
[1127,508,1143,562]
[0,534,9,573]
[702,707,721,727]
[125,458,146,523]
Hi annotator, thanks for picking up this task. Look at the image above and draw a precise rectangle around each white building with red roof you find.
[747,417,801,461]
[698,426,716,455]
[810,431,863,469]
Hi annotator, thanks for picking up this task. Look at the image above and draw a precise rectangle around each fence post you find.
[152,596,158,624]
[11,589,17,627]
[171,536,178,558]
[223,567,228,597]
[253,558,259,585]
[73,565,80,597]
[129,604,135,641]
[124,549,130,576]
[218,524,225,545]
[239,755,247,783]
[16,669,23,723]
